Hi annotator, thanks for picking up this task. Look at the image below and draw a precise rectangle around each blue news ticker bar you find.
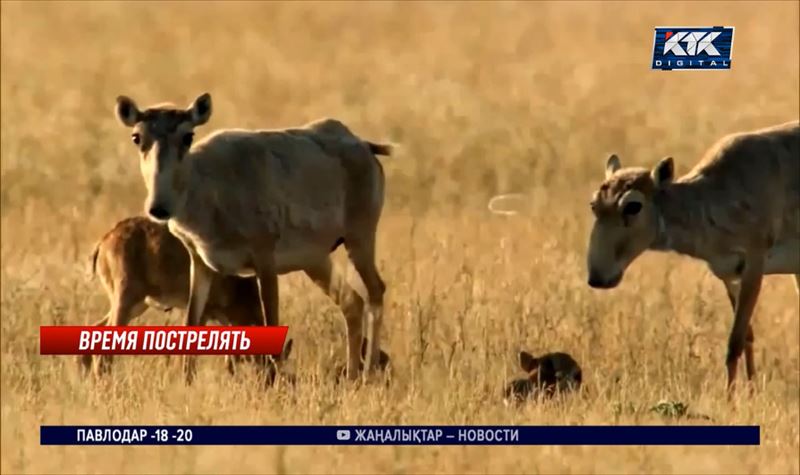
[41,425,760,446]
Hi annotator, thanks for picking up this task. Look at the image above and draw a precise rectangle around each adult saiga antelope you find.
[113,93,393,384]
[586,120,799,392]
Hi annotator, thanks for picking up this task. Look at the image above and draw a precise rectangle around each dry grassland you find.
[1,1,798,474]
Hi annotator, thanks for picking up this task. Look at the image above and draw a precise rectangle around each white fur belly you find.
[169,221,258,277]
[196,245,255,277]
[274,233,337,274]
[169,219,340,277]
[195,237,337,277]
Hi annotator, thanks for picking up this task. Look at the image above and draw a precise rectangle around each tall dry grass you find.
[1,1,798,474]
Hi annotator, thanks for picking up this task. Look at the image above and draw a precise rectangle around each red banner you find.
[40,326,289,355]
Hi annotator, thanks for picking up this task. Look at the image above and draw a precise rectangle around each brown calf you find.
[504,351,583,402]
[83,216,287,381]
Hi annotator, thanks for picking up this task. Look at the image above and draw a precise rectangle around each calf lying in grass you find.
[504,350,583,402]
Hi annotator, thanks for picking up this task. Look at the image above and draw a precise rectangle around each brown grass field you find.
[1,1,799,474]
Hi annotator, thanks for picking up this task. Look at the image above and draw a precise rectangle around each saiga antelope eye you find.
[622,201,642,216]
[182,132,194,147]
[131,133,141,145]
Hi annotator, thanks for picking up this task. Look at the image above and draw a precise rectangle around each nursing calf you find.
[84,216,290,381]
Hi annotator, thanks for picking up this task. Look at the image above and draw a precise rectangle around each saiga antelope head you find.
[586,154,675,288]
[114,93,212,222]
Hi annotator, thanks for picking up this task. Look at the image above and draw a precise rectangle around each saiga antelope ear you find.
[605,154,622,179]
[115,96,141,127]
[519,351,539,373]
[187,93,213,126]
[651,157,674,188]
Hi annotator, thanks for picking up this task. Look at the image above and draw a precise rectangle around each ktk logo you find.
[651,26,734,70]
[663,31,721,56]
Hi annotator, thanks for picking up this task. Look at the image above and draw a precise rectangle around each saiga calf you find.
[84,215,288,380]
[504,350,583,402]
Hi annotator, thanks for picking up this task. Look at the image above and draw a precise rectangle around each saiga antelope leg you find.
[183,252,213,385]
[81,313,110,374]
[253,248,280,383]
[725,255,764,395]
[90,286,146,377]
[723,280,756,383]
[304,257,365,381]
[346,239,386,379]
